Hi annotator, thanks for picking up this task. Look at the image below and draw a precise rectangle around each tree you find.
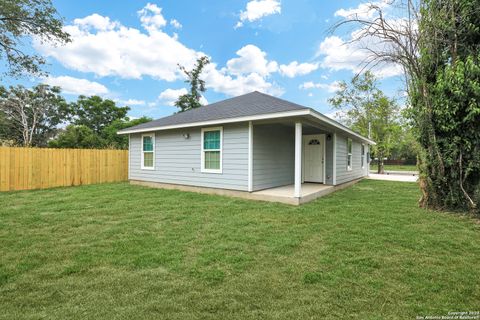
[0,84,68,146]
[0,0,70,78]
[174,56,210,112]
[49,98,150,149]
[331,0,480,213]
[329,72,401,174]
[389,124,419,163]
[102,116,152,149]
[68,96,130,134]
[48,125,101,149]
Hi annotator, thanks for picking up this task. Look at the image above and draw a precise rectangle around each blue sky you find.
[6,0,404,120]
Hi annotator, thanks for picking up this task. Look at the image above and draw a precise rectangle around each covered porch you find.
[248,118,338,200]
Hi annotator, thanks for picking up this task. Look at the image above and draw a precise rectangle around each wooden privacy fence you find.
[0,147,128,192]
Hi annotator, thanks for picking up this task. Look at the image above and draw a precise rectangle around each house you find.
[118,91,375,205]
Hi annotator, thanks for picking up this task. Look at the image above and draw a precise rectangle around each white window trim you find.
[201,126,223,174]
[347,138,353,171]
[141,133,155,170]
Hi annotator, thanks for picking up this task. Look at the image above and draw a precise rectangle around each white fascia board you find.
[117,107,376,145]
[117,110,310,135]
[307,109,376,145]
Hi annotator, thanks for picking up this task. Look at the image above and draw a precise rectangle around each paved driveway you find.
[367,173,418,182]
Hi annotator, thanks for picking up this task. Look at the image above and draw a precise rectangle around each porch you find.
[252,183,335,205]
[249,119,337,199]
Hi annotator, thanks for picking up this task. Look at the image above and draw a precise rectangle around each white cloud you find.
[203,62,283,96]
[319,2,406,79]
[235,0,281,28]
[116,98,146,106]
[158,88,188,106]
[334,0,390,20]
[158,88,208,106]
[43,75,109,95]
[225,44,278,76]
[299,80,342,93]
[279,61,319,78]
[35,4,201,82]
[73,14,119,31]
[138,3,167,32]
[170,19,182,29]
[316,34,403,78]
[38,5,323,98]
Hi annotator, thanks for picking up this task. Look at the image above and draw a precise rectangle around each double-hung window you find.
[347,138,353,171]
[141,133,155,170]
[201,127,222,173]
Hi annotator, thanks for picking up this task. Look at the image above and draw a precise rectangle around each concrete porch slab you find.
[130,178,363,205]
[253,183,334,205]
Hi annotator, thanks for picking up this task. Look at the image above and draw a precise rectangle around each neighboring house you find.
[118,91,375,204]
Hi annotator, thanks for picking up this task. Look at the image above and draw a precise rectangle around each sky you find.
[5,0,406,120]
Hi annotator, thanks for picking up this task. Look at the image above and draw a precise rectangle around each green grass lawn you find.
[0,181,479,319]
[370,164,418,172]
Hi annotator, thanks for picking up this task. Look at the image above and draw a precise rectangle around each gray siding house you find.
[119,91,375,204]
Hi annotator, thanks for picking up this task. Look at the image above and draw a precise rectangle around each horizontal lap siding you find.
[325,136,334,185]
[252,124,295,191]
[129,123,249,191]
[336,134,365,184]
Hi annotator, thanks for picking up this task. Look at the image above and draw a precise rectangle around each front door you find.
[303,134,325,183]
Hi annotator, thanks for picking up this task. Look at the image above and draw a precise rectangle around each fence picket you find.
[0,147,128,191]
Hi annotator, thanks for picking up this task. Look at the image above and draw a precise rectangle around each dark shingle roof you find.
[120,91,308,132]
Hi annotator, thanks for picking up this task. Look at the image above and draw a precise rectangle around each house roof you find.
[118,91,375,145]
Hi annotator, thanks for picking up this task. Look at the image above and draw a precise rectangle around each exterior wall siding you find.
[325,135,334,185]
[335,134,367,184]
[129,123,249,191]
[252,124,295,191]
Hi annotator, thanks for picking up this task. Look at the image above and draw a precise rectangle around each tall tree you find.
[331,0,480,213]
[174,56,210,112]
[48,125,101,149]
[0,0,70,77]
[329,72,401,173]
[0,84,68,146]
[102,116,152,149]
[49,98,149,149]
[68,96,130,134]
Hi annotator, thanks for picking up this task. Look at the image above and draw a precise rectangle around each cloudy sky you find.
[7,0,405,119]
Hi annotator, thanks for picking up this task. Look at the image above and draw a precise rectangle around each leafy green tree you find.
[408,0,480,212]
[0,0,70,77]
[68,96,130,134]
[329,72,402,174]
[331,0,480,212]
[175,56,210,112]
[48,125,101,149]
[102,116,152,149]
[389,124,419,163]
[0,84,68,146]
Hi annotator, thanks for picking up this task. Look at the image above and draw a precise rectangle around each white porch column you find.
[294,122,302,198]
[247,121,253,192]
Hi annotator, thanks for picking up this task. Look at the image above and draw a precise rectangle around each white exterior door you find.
[303,134,325,183]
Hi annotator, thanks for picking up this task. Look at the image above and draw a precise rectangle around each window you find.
[361,144,365,169]
[141,133,155,170]
[201,127,222,173]
[347,138,352,171]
